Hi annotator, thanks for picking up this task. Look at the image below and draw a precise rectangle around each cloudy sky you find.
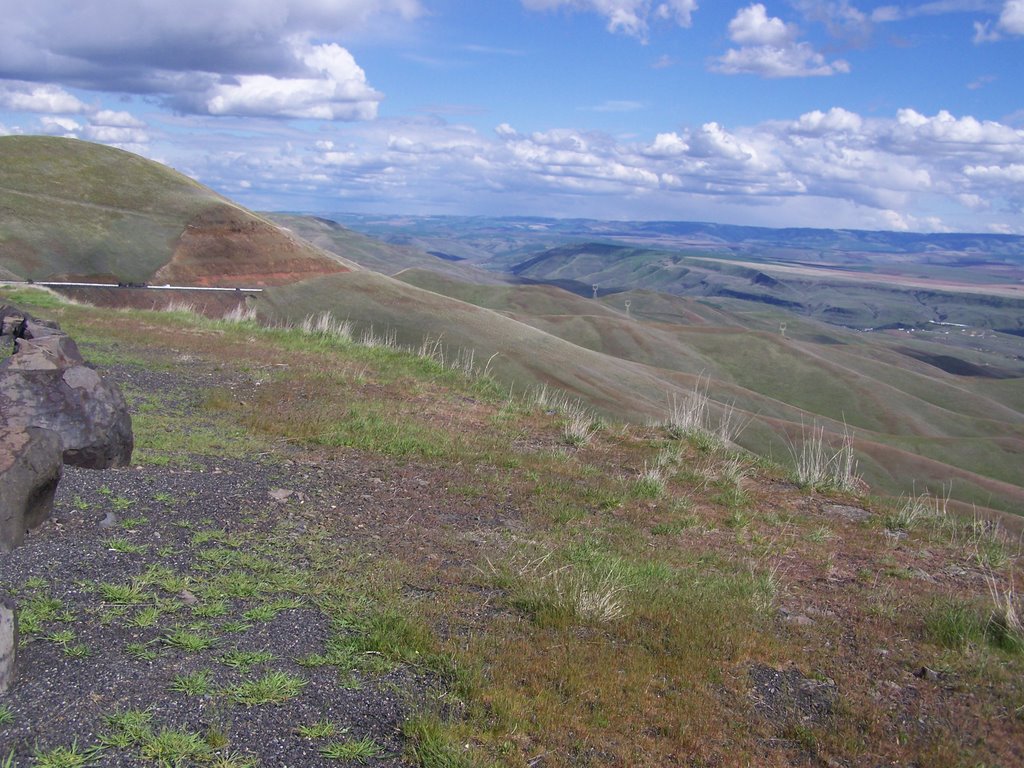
[1,0,1022,233]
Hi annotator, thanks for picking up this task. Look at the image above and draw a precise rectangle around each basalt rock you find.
[0,424,63,554]
[0,304,133,468]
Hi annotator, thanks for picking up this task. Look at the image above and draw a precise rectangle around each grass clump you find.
[32,742,100,768]
[169,670,215,696]
[631,464,666,499]
[403,715,475,768]
[162,627,216,652]
[791,422,859,493]
[296,721,339,739]
[319,737,384,762]
[228,671,307,706]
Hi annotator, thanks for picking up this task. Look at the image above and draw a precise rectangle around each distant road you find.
[2,280,263,293]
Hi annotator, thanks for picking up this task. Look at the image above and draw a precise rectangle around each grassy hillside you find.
[510,243,1024,331]
[2,286,1022,768]
[0,136,354,285]
[390,270,1024,516]
[268,214,502,283]
[3,142,1022,516]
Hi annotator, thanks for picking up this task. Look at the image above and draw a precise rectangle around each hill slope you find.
[3,139,1023,517]
[0,136,355,285]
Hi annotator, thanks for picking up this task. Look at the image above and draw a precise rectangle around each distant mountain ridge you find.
[329,212,1024,265]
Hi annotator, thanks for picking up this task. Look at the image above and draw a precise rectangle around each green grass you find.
[125,641,159,661]
[318,738,384,762]
[227,671,307,706]
[138,727,211,765]
[161,628,216,652]
[100,710,155,748]
[169,670,214,696]
[296,721,340,739]
[219,650,274,672]
[31,742,100,768]
[0,703,12,726]
[97,581,149,605]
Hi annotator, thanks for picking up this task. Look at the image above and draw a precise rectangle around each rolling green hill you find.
[2,137,1022,517]
[0,136,355,285]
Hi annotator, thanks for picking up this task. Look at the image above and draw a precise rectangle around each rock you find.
[823,504,871,522]
[914,665,940,682]
[0,304,133,468]
[0,424,63,554]
[0,596,16,694]
[99,511,119,529]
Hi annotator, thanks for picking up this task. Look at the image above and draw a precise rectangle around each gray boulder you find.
[0,305,133,468]
[0,424,63,554]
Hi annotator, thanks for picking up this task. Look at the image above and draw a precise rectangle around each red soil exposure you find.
[153,204,352,287]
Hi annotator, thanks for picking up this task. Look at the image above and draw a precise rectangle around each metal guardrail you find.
[2,280,263,293]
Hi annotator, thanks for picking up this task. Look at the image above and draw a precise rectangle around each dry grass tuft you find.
[791,421,859,492]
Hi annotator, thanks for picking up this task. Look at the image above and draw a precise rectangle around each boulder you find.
[0,424,63,553]
[0,304,133,468]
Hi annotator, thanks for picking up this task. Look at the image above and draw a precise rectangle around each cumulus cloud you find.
[202,43,381,120]
[521,0,698,39]
[172,105,1022,232]
[0,0,419,119]
[713,4,850,77]
[728,3,797,45]
[0,82,88,113]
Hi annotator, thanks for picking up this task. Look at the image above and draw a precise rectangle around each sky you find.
[1,1,1023,234]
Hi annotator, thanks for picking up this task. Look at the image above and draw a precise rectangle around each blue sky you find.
[1,1,1023,233]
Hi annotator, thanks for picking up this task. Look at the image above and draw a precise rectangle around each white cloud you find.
[92,109,145,128]
[645,132,689,156]
[793,107,863,134]
[728,3,796,45]
[998,0,1024,33]
[204,42,381,119]
[0,1,419,119]
[973,0,1024,42]
[39,116,81,135]
[521,0,698,39]
[0,82,88,113]
[714,4,850,77]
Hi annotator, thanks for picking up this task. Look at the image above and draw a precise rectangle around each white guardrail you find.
[2,281,262,293]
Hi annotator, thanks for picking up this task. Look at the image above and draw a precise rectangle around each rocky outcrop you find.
[0,305,133,468]
[0,425,63,554]
[1,303,133,695]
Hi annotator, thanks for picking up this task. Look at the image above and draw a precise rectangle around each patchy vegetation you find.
[1,287,1022,768]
